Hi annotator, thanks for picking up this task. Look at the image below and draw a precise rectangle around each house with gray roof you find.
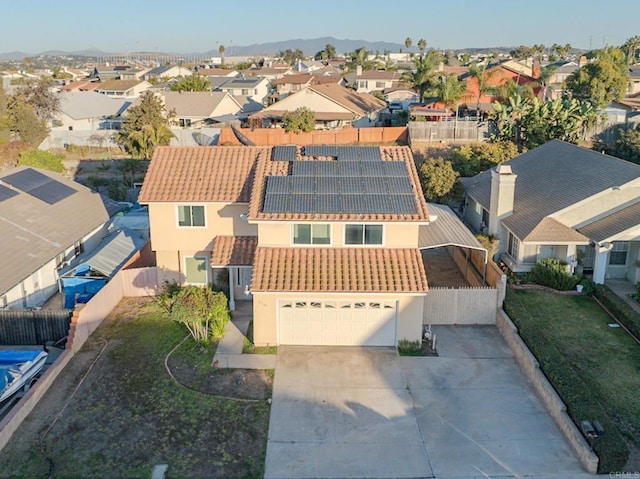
[142,65,192,81]
[461,140,640,284]
[216,76,271,105]
[159,91,242,127]
[53,91,132,131]
[0,166,123,309]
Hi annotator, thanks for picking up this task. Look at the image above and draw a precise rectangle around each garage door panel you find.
[278,300,397,346]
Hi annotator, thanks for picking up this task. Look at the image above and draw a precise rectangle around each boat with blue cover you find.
[0,350,48,403]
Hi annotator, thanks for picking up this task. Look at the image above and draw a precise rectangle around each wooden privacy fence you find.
[424,287,498,325]
[408,121,493,143]
[449,246,504,289]
[218,127,407,146]
[0,309,72,345]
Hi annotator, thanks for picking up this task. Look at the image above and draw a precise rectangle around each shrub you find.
[17,149,64,173]
[282,107,315,133]
[397,340,425,356]
[529,258,580,291]
[594,285,640,340]
[579,277,597,296]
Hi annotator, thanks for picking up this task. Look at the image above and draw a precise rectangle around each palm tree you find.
[129,124,174,159]
[219,44,226,65]
[417,39,427,57]
[436,74,469,133]
[468,63,497,119]
[402,52,439,103]
[622,36,640,65]
[405,37,412,61]
[536,64,558,101]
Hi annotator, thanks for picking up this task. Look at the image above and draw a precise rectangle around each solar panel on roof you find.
[362,194,392,213]
[360,146,382,161]
[304,145,338,157]
[263,193,290,213]
[289,194,315,213]
[290,177,316,194]
[362,177,387,194]
[385,162,408,176]
[265,176,291,194]
[315,177,337,194]
[28,181,77,205]
[272,145,297,161]
[387,176,414,194]
[389,195,419,214]
[315,194,342,213]
[341,194,367,213]
[0,184,18,203]
[336,146,360,161]
[2,168,50,192]
[292,161,315,176]
[340,177,365,194]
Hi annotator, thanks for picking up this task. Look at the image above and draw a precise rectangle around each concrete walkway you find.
[606,279,640,315]
[213,301,276,369]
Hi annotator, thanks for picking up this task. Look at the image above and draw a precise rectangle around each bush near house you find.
[594,284,640,340]
[17,149,65,173]
[528,257,580,291]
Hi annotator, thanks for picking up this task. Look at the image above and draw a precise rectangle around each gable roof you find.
[462,140,640,240]
[251,247,428,293]
[96,79,147,92]
[160,91,241,118]
[219,77,267,89]
[577,201,640,242]
[0,166,117,295]
[138,146,271,203]
[357,71,402,81]
[58,91,131,120]
[210,236,257,266]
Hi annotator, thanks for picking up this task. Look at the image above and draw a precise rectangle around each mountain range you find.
[0,37,509,61]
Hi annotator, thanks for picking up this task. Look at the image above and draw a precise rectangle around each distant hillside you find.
[203,37,409,57]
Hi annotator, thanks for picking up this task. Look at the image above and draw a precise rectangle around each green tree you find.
[346,47,376,71]
[402,51,441,103]
[219,44,225,65]
[278,48,305,66]
[157,284,230,345]
[0,86,9,142]
[170,75,211,92]
[436,73,468,116]
[116,91,173,159]
[418,157,459,202]
[325,43,337,60]
[417,39,427,56]
[17,149,65,172]
[6,96,48,147]
[606,124,640,163]
[468,63,497,115]
[282,107,315,133]
[449,141,520,177]
[14,78,59,122]
[565,48,630,108]
[622,36,640,65]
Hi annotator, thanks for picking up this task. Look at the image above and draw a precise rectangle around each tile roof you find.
[463,140,640,240]
[247,145,430,222]
[138,146,271,203]
[577,201,640,242]
[211,236,258,266]
[274,74,315,85]
[250,247,429,293]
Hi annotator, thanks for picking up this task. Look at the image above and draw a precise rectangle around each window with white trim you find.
[507,232,520,261]
[609,241,628,265]
[178,205,205,227]
[293,224,331,245]
[185,257,208,284]
[345,224,383,245]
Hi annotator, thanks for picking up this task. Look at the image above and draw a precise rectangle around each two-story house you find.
[216,77,271,105]
[462,140,640,284]
[139,145,430,346]
[95,79,152,99]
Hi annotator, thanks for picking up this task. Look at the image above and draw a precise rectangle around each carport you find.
[420,203,488,286]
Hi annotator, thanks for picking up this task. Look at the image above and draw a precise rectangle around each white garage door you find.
[278,300,397,346]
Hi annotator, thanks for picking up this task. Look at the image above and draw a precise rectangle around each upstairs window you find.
[293,224,331,245]
[345,224,383,245]
[178,205,205,227]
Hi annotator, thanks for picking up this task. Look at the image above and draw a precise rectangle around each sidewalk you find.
[605,279,640,315]
[213,301,276,369]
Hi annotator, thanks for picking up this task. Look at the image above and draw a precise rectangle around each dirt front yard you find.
[0,298,272,479]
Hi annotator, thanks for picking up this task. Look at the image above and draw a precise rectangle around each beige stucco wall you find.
[267,89,350,114]
[251,292,425,346]
[553,184,640,228]
[148,202,256,253]
[256,222,420,247]
[214,95,242,117]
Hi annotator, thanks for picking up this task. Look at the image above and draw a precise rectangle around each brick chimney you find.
[488,164,517,235]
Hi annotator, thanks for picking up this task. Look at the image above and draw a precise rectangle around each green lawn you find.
[504,289,640,473]
[0,298,271,479]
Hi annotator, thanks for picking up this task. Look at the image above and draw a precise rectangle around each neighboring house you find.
[216,76,271,104]
[273,73,342,99]
[0,166,122,309]
[628,67,640,96]
[196,68,240,78]
[461,140,640,284]
[90,66,128,82]
[241,67,291,81]
[384,88,419,110]
[293,59,326,73]
[95,79,152,99]
[119,68,149,81]
[53,91,131,131]
[253,83,387,129]
[356,70,403,94]
[546,61,579,99]
[138,145,430,346]
[142,65,193,82]
[159,91,242,127]
[63,67,89,81]
[60,79,100,93]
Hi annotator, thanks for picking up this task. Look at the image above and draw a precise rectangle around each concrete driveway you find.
[265,328,589,479]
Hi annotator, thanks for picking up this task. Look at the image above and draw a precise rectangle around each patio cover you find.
[419,203,487,263]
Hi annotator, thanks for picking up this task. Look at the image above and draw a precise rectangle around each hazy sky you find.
[1,0,637,53]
